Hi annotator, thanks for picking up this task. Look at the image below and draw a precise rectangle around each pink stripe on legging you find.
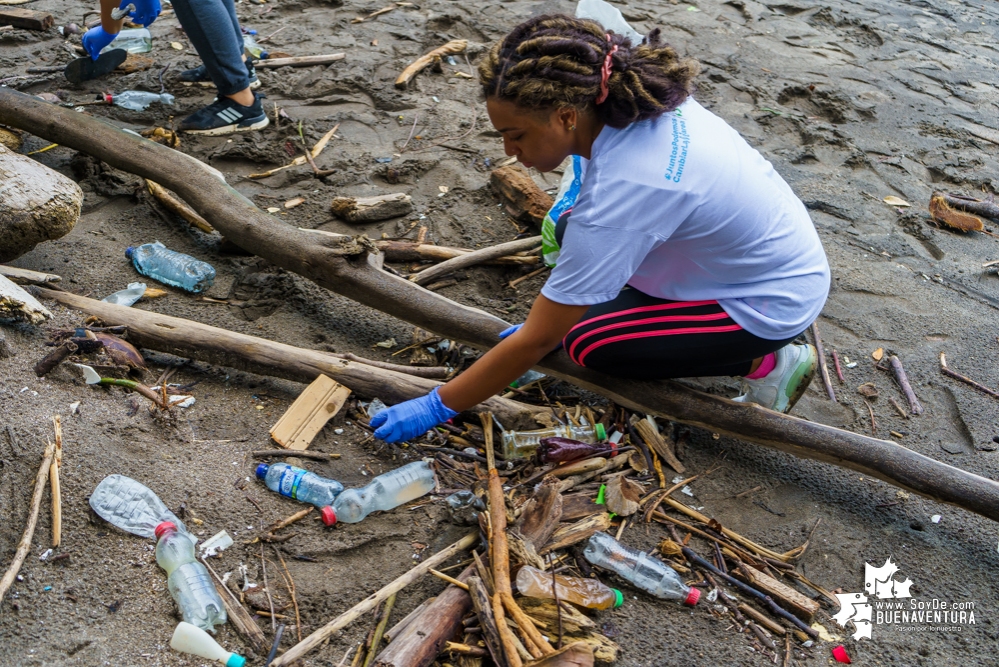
[566,299,720,335]
[567,311,733,361]
[574,324,744,366]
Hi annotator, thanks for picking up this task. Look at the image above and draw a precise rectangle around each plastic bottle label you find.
[278,468,307,500]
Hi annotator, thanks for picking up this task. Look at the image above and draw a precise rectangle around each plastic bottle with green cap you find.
[515,565,623,610]
[170,621,247,666]
[583,532,700,607]
[500,422,607,460]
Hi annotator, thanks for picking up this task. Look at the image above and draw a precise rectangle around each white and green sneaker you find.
[732,343,817,414]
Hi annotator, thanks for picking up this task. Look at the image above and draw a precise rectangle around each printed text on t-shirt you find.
[664,112,690,184]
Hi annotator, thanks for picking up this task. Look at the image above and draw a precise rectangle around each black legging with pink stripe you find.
[562,288,796,380]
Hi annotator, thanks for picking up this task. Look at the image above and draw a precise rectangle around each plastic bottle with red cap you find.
[327,460,436,525]
[155,521,227,631]
[256,463,344,526]
[516,565,623,610]
[583,532,700,607]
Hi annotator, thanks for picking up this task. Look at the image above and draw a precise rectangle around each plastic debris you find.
[199,530,234,557]
[101,282,147,306]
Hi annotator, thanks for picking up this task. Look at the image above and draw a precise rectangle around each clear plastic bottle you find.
[101,27,152,54]
[502,422,607,460]
[155,521,227,631]
[583,532,699,606]
[126,241,216,293]
[89,474,190,540]
[103,90,175,111]
[256,463,344,526]
[516,565,623,610]
[242,35,269,60]
[510,369,545,389]
[329,460,436,525]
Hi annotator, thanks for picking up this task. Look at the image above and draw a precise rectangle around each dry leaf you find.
[170,41,184,50]
[883,196,910,207]
[627,449,648,473]
[604,475,641,516]
[872,347,884,361]
[284,197,305,209]
[857,382,879,398]
[929,194,984,232]
[659,538,682,557]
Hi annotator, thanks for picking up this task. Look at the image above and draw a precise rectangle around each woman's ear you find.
[555,107,577,132]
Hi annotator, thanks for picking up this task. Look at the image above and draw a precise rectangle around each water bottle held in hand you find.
[583,532,699,606]
[155,522,227,631]
[102,27,152,54]
[126,241,215,293]
[256,463,344,526]
[89,474,190,540]
[329,460,435,525]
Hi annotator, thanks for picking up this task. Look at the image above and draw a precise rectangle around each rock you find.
[0,143,82,262]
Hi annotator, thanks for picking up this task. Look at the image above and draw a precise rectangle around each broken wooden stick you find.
[490,166,554,227]
[50,416,63,548]
[269,532,476,667]
[1,273,51,323]
[0,265,61,285]
[331,193,413,224]
[0,441,55,604]
[395,39,467,89]
[632,417,685,474]
[255,53,346,68]
[373,239,539,266]
[468,576,508,666]
[201,555,268,653]
[411,236,541,286]
[335,352,448,379]
[810,321,836,402]
[248,122,339,178]
[146,180,215,234]
[36,289,541,429]
[9,90,999,523]
[252,449,338,461]
[888,355,923,415]
[939,352,999,400]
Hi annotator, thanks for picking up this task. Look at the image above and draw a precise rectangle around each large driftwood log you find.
[8,89,999,523]
[0,143,82,262]
[36,288,540,428]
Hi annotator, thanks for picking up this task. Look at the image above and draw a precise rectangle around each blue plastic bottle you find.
[125,241,216,293]
[256,463,344,525]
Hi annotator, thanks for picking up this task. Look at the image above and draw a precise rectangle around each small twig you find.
[261,541,276,632]
[272,547,303,642]
[300,141,321,175]
[400,113,419,150]
[257,25,286,43]
[265,507,314,535]
[888,397,910,419]
[252,449,338,460]
[831,349,845,383]
[549,553,563,649]
[264,623,286,666]
[940,352,999,400]
[51,416,63,548]
[158,63,170,94]
[508,266,549,289]
[864,399,876,434]
[0,442,56,603]
[810,322,836,402]
[362,592,395,667]
[889,354,923,414]
[429,568,469,590]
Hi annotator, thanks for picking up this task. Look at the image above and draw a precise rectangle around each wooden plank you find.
[0,8,54,30]
[269,374,351,450]
[540,513,612,554]
[560,493,602,522]
[732,564,820,622]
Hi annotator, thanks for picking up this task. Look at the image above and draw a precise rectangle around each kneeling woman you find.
[371,15,830,442]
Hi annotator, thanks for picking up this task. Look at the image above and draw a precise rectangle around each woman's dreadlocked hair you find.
[479,14,699,128]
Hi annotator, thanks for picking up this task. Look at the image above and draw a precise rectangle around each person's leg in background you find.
[171,0,268,134]
[562,288,816,413]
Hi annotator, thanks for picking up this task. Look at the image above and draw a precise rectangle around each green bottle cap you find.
[612,589,624,608]
[595,484,607,505]
[595,423,606,441]
[226,654,247,667]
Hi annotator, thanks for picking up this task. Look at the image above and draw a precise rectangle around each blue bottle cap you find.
[255,463,269,479]
[226,654,247,667]
[125,246,135,260]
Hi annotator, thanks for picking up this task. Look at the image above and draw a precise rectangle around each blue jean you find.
[171,0,248,96]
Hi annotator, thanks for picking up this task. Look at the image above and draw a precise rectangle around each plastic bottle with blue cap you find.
[256,462,344,526]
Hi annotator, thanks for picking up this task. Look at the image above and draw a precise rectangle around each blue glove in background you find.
[126,0,161,27]
[82,26,117,60]
[499,324,522,339]
[370,387,458,443]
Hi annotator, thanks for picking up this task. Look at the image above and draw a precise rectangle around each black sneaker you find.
[178,92,269,136]
[178,61,260,90]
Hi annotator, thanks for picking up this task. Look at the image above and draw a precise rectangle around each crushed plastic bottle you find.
[243,34,268,60]
[256,463,344,525]
[510,369,546,389]
[583,532,699,606]
[101,27,152,54]
[501,422,606,460]
[103,90,175,111]
[538,436,619,464]
[156,521,227,631]
[516,565,623,610]
[171,622,246,666]
[126,241,216,293]
[89,474,190,540]
[445,489,483,525]
[329,460,436,525]
[101,281,147,307]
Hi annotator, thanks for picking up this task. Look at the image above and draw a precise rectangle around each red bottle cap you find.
[684,586,700,606]
[320,506,337,526]
[154,521,176,540]
[832,645,851,664]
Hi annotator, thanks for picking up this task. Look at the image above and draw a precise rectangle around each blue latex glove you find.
[125,0,161,27]
[370,387,458,443]
[81,26,117,61]
[499,323,522,339]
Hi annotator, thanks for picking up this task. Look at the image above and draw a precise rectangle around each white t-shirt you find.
[540,98,830,340]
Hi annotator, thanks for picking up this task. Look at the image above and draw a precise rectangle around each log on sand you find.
[7,89,999,523]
